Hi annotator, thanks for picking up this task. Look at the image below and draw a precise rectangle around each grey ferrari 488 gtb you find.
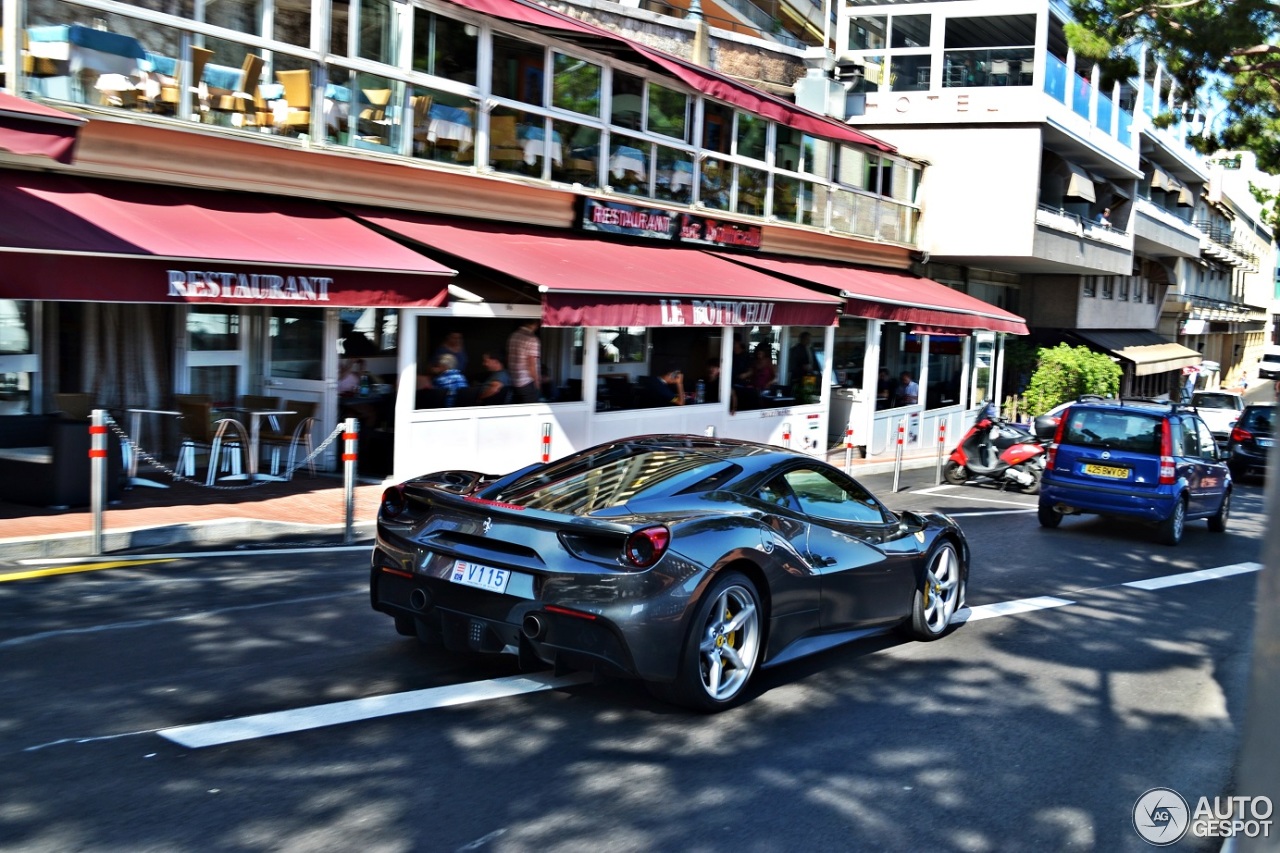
[370,435,969,711]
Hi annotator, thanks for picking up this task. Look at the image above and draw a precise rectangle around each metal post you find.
[935,420,948,485]
[342,418,358,545]
[844,425,854,474]
[541,423,552,463]
[89,409,107,556]
[892,417,905,493]
[782,422,791,449]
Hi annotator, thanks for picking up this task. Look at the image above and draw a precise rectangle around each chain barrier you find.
[104,414,347,491]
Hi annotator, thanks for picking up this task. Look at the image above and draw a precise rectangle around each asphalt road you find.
[0,467,1268,853]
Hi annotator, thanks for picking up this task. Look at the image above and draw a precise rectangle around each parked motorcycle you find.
[942,407,1055,494]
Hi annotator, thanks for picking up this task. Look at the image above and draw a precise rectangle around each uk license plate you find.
[1083,463,1129,479]
[449,559,512,594]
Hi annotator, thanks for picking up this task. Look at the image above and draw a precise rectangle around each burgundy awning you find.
[345,208,842,327]
[0,171,454,307]
[0,94,84,164]
[712,253,1029,335]
[441,0,895,154]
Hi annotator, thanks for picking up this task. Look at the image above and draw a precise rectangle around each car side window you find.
[1195,418,1219,460]
[754,476,800,512]
[1178,415,1201,457]
[782,467,887,524]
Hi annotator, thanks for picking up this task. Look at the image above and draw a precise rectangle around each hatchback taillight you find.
[1047,416,1066,468]
[1159,419,1176,485]
[1230,425,1253,444]
[623,526,670,568]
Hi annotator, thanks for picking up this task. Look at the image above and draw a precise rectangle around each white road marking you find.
[945,509,1038,517]
[954,595,1074,623]
[913,485,1036,507]
[158,673,590,748]
[17,544,372,567]
[16,561,1263,752]
[1123,561,1262,590]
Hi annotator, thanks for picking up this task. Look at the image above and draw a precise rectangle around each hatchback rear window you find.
[1240,407,1276,431]
[1191,393,1239,410]
[1061,409,1163,454]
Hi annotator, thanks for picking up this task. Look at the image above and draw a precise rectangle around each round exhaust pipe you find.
[409,588,432,611]
[522,613,546,640]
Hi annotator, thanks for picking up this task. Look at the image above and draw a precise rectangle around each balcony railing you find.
[1036,203,1128,246]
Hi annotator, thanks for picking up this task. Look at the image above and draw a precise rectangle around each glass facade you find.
[19,0,920,241]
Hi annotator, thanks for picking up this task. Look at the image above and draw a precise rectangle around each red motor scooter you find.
[942,407,1053,494]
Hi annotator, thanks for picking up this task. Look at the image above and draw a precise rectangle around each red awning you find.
[0,171,454,307]
[712,253,1029,335]
[0,94,84,164]
[346,208,842,327]
[441,0,895,154]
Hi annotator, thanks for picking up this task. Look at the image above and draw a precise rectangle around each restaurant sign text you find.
[167,270,333,302]
[580,198,762,250]
[659,298,775,326]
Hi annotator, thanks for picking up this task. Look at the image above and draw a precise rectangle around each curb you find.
[1,517,377,560]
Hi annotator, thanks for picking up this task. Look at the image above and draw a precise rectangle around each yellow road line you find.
[0,559,177,582]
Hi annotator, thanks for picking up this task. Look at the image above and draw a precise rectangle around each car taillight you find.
[1047,416,1066,468]
[1159,419,1176,485]
[623,526,670,568]
[380,485,406,517]
[1230,425,1253,444]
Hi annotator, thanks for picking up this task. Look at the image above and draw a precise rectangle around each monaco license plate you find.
[449,559,512,594]
[1083,463,1129,479]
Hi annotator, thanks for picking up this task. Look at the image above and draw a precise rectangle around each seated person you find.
[637,364,686,407]
[338,358,366,397]
[432,353,467,406]
[477,352,511,405]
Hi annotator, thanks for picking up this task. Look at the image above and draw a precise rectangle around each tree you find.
[1022,344,1122,415]
[1066,1,1280,231]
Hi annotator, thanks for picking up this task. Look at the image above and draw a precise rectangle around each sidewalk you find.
[0,445,944,559]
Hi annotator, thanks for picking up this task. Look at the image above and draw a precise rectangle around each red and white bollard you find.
[541,423,552,463]
[844,425,855,473]
[342,418,359,544]
[89,409,107,555]
[935,421,948,485]
[782,422,792,449]
[892,418,906,493]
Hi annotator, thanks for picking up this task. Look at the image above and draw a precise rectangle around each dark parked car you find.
[1226,403,1275,480]
[371,435,969,710]
[1038,399,1231,545]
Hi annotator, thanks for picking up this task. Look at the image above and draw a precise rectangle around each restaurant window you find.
[610,135,652,197]
[772,175,817,226]
[0,300,34,415]
[923,335,963,410]
[491,34,545,107]
[655,145,694,203]
[734,112,767,161]
[552,52,601,117]
[553,121,601,187]
[736,165,766,217]
[610,71,644,130]
[489,106,541,175]
[412,11,478,86]
[269,307,324,381]
[647,83,689,142]
[188,306,242,352]
[414,318,574,408]
[409,86,478,164]
[333,71,404,150]
[775,127,831,178]
[832,322,867,388]
[598,327,725,411]
[702,101,733,154]
[836,146,869,191]
[340,308,397,356]
[730,326,783,411]
[699,157,731,211]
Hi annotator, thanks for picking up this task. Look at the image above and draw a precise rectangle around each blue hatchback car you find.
[1038,398,1232,545]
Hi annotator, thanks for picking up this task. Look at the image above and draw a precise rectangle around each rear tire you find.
[1208,489,1230,533]
[648,571,762,712]
[1037,502,1062,528]
[1016,461,1043,495]
[942,461,968,485]
[1158,497,1187,546]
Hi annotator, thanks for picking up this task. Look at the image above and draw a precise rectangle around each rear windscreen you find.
[1240,408,1276,431]
[1061,410,1163,454]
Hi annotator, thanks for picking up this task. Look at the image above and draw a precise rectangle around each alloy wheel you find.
[697,584,760,702]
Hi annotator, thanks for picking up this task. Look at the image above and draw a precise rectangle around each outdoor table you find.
[609,145,647,179]
[519,125,563,165]
[427,103,473,150]
[217,408,295,482]
[27,24,146,100]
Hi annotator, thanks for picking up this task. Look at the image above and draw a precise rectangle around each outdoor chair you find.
[275,68,312,134]
[258,399,317,480]
[357,87,393,143]
[213,53,265,127]
[488,114,525,171]
[410,94,432,156]
[160,46,212,116]
[175,398,249,486]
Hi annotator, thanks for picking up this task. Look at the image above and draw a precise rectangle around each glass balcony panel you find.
[1118,109,1133,146]
[1073,73,1092,120]
[1096,92,1113,134]
[1044,54,1067,102]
